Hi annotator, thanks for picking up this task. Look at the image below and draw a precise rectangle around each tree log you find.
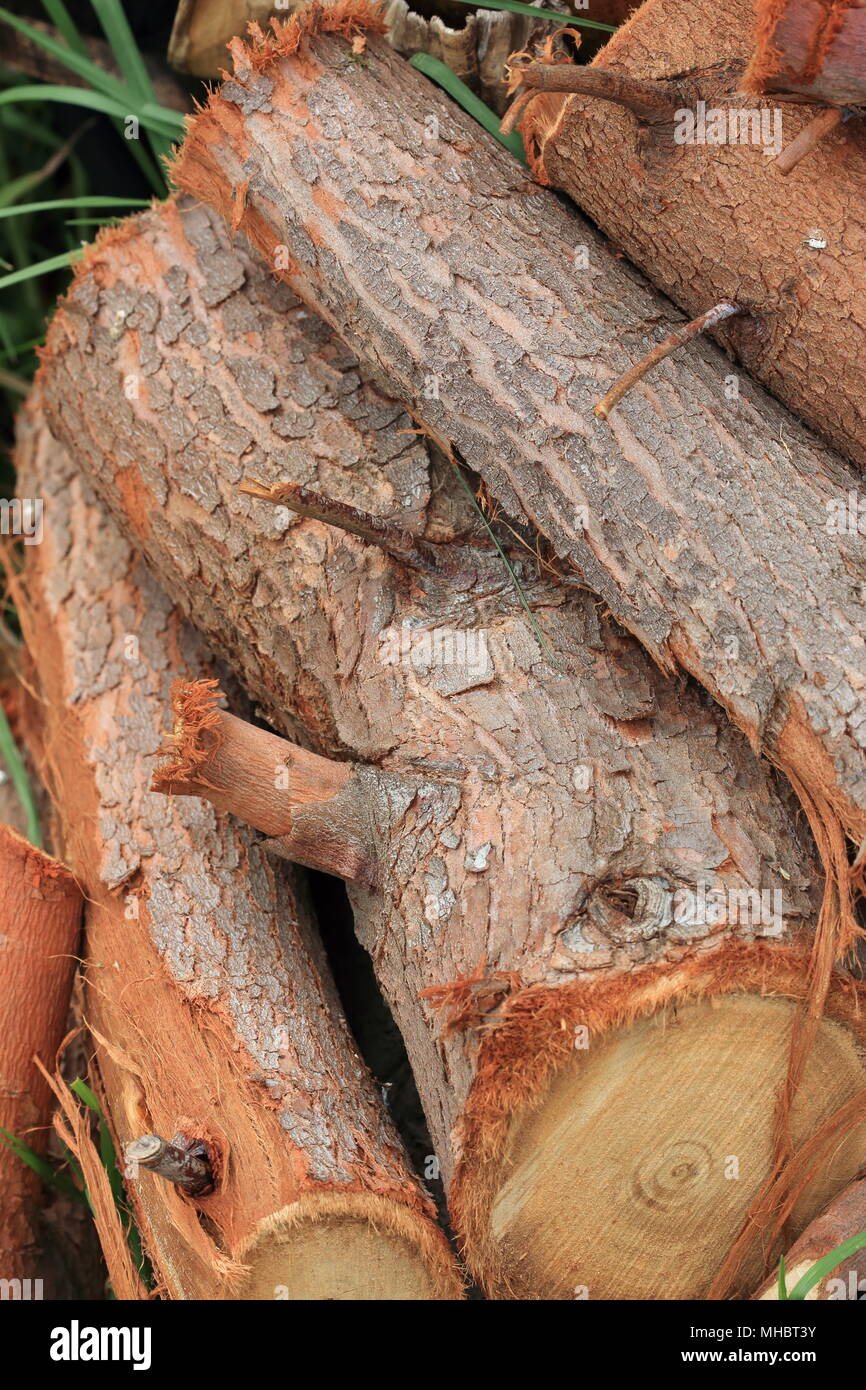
[14,399,461,1301]
[509,0,866,470]
[745,0,866,106]
[167,13,866,934]
[754,1174,866,1298]
[0,824,81,1290]
[36,193,866,1299]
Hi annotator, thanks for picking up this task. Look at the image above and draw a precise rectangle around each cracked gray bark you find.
[36,194,866,1299]
[168,26,866,912]
[14,397,461,1302]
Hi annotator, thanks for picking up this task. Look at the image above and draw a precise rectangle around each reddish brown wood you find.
[746,0,866,106]
[0,824,81,1287]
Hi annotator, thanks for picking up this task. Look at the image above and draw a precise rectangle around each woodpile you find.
[6,0,866,1302]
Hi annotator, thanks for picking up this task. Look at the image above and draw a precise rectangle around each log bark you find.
[745,0,866,106]
[0,824,81,1289]
[509,0,866,470]
[754,1174,866,1298]
[36,193,866,1299]
[167,15,866,926]
[14,398,461,1301]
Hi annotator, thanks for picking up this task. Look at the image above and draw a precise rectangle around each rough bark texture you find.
[0,825,81,1288]
[745,0,866,105]
[754,1174,866,1298]
[14,398,461,1301]
[167,20,866,910]
[36,193,866,1298]
[512,0,866,470]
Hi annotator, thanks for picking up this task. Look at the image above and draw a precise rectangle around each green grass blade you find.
[0,196,148,221]
[409,54,524,160]
[0,8,185,138]
[40,0,90,57]
[0,248,80,292]
[0,85,182,141]
[0,1126,87,1203]
[90,0,153,102]
[787,1228,866,1300]
[0,702,42,846]
[0,6,133,106]
[0,83,134,122]
[90,0,176,162]
[777,1252,788,1300]
[445,0,616,32]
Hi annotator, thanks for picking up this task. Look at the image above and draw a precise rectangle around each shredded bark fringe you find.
[744,0,859,95]
[152,678,225,790]
[237,0,388,72]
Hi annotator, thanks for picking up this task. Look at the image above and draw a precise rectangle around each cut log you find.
[13,399,462,1302]
[0,824,81,1289]
[745,0,866,106]
[754,1174,866,1299]
[508,0,866,469]
[166,13,866,929]
[36,194,866,1298]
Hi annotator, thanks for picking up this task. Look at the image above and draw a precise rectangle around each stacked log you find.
[14,397,461,1301]
[35,192,866,1299]
[506,0,866,468]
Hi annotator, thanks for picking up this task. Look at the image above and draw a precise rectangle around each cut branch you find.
[15,400,461,1302]
[35,193,866,1300]
[153,680,380,887]
[594,301,743,419]
[504,60,681,121]
[774,105,845,172]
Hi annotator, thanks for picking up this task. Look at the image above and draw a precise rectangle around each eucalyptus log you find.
[167,11,866,926]
[745,0,866,106]
[0,825,81,1290]
[36,193,866,1299]
[14,399,461,1302]
[508,0,866,467]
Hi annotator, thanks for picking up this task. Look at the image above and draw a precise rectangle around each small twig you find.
[152,679,378,886]
[240,478,424,565]
[594,302,743,420]
[239,477,482,583]
[503,62,681,124]
[125,1133,214,1197]
[774,107,844,175]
